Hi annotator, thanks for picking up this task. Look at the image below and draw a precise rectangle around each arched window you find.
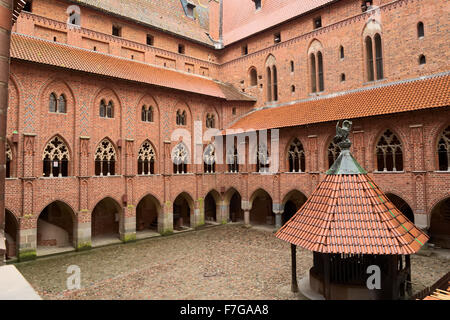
[376,130,403,172]
[58,94,66,113]
[249,68,258,86]
[106,101,114,118]
[206,114,215,129]
[137,141,155,175]
[272,66,278,101]
[310,53,317,93]
[327,140,341,169]
[172,142,189,174]
[339,46,344,59]
[365,36,374,82]
[95,139,116,176]
[43,136,70,177]
[417,22,424,38]
[203,143,216,173]
[99,100,106,118]
[374,34,383,80]
[176,109,181,125]
[288,138,305,172]
[6,143,12,178]
[176,110,186,126]
[266,67,272,102]
[290,60,294,73]
[227,146,239,173]
[256,144,270,173]
[147,106,153,122]
[141,105,147,122]
[317,51,324,92]
[438,125,450,171]
[419,55,426,65]
[49,93,57,112]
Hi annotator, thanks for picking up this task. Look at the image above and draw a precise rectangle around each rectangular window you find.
[253,0,262,10]
[112,25,122,37]
[314,17,322,29]
[146,34,154,46]
[23,1,32,12]
[186,3,196,18]
[274,32,281,44]
[242,45,248,56]
[178,44,185,54]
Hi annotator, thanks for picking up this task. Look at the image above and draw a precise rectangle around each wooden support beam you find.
[291,244,298,293]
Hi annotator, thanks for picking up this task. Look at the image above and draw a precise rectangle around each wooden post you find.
[323,253,331,300]
[405,255,412,296]
[291,244,298,292]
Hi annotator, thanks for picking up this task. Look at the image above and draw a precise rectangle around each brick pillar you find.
[410,124,425,172]
[0,0,13,263]
[161,195,173,235]
[194,197,204,228]
[76,209,91,251]
[120,178,136,242]
[22,133,35,177]
[79,137,89,176]
[219,202,228,224]
[353,130,365,168]
[308,135,318,172]
[273,203,284,230]
[125,139,134,176]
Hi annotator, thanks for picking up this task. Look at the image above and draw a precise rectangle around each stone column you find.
[244,210,250,226]
[18,216,37,261]
[219,202,228,224]
[273,203,284,230]
[120,204,136,243]
[160,198,173,235]
[194,198,204,228]
[0,0,13,264]
[75,210,91,251]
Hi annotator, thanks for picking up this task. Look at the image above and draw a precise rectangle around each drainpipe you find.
[0,0,14,264]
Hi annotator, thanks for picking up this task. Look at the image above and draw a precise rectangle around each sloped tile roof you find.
[227,73,450,131]
[275,173,429,255]
[223,0,336,45]
[72,0,212,45]
[10,33,253,101]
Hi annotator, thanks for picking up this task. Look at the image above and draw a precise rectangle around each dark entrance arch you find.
[229,190,244,222]
[205,190,220,223]
[429,197,450,248]
[250,189,274,226]
[4,210,18,259]
[91,198,121,239]
[37,201,75,248]
[386,193,414,223]
[173,193,193,230]
[136,194,159,232]
[282,190,307,225]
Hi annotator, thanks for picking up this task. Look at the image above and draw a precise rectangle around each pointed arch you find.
[136,193,161,233]
[249,67,258,86]
[91,197,121,240]
[375,129,403,172]
[205,189,222,223]
[5,141,13,178]
[172,141,189,174]
[437,124,450,171]
[137,140,156,175]
[287,138,306,172]
[308,39,324,93]
[173,192,195,229]
[42,135,71,177]
[95,138,117,176]
[327,137,341,169]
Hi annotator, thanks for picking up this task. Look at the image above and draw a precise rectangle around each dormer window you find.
[186,2,196,18]
[314,17,322,29]
[253,0,262,10]
[274,32,281,44]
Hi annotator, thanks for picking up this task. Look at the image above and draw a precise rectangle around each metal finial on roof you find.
[327,120,367,175]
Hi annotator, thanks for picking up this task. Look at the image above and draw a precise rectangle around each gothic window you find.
[374,34,383,80]
[328,140,341,169]
[438,126,450,171]
[58,94,66,113]
[288,138,306,172]
[417,22,424,38]
[376,130,403,172]
[317,51,324,92]
[100,100,106,118]
[249,68,258,86]
[365,36,374,82]
[176,110,186,126]
[137,141,155,175]
[256,144,270,173]
[147,106,153,122]
[206,114,215,129]
[6,143,12,178]
[43,136,69,177]
[266,67,272,102]
[308,40,325,93]
[141,105,147,122]
[106,101,114,118]
[95,139,116,176]
[272,66,278,101]
[172,142,189,174]
[49,93,57,112]
[203,143,216,173]
[227,146,239,173]
[310,54,317,93]
[419,55,426,65]
[340,46,345,59]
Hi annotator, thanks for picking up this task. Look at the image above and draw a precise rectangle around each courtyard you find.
[14,224,450,300]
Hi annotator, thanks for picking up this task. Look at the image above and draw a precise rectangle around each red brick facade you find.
[3,0,450,260]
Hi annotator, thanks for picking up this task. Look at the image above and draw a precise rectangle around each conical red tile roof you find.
[275,173,429,255]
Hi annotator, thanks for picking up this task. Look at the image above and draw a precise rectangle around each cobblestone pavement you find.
[15,224,449,300]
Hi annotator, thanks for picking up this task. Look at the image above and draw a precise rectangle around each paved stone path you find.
[15,225,449,300]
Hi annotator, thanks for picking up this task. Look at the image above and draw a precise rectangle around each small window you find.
[290,61,294,73]
[232,108,236,115]
[93,46,97,51]
[186,3,196,18]
[340,46,344,59]
[417,22,424,38]
[314,17,322,29]
[178,44,185,54]
[242,45,248,56]
[361,0,373,12]
[249,68,257,86]
[147,34,154,46]
[112,25,122,37]
[23,1,32,12]
[340,73,346,82]
[419,54,426,65]
[253,0,262,10]
[53,37,57,42]
[49,93,57,112]
[291,85,295,93]
[274,32,281,44]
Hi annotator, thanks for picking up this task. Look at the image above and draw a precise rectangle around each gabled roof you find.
[275,172,429,255]
[227,73,450,131]
[71,0,212,45]
[10,33,254,101]
[223,0,336,45]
